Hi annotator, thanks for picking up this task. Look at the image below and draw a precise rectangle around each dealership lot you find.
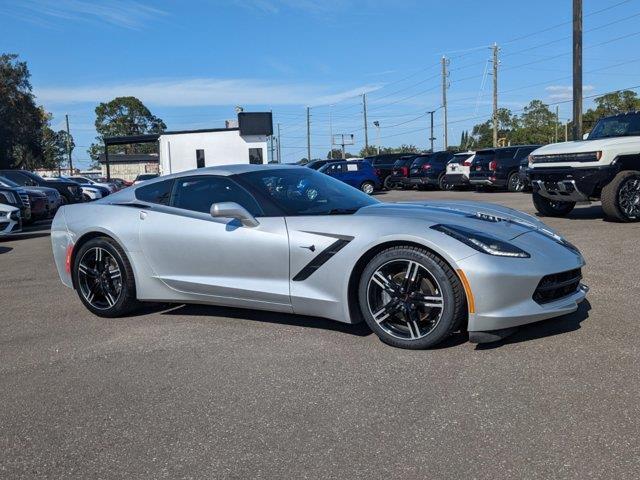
[2,189,640,479]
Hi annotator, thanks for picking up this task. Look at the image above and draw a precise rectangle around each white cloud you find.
[2,0,166,29]
[35,78,382,107]
[546,84,595,101]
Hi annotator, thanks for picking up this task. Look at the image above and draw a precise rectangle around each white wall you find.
[159,130,267,175]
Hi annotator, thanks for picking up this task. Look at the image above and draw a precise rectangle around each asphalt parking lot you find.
[2,189,640,479]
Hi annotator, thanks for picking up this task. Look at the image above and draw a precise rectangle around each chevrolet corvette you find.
[51,164,588,349]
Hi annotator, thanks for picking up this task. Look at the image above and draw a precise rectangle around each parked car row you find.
[0,170,136,232]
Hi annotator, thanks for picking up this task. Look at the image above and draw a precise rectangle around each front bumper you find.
[528,165,618,201]
[457,231,588,333]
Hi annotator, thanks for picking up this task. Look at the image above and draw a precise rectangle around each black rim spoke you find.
[367,259,445,341]
[77,247,123,310]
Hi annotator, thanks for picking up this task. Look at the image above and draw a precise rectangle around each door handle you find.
[140,211,147,220]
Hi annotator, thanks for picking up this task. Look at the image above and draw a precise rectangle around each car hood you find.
[356,200,555,241]
[23,186,58,196]
[531,136,640,155]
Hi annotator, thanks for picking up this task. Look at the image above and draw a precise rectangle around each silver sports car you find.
[51,164,588,349]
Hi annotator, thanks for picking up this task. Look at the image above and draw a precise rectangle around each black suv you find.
[385,155,418,189]
[0,170,83,204]
[364,153,417,189]
[468,145,540,192]
[401,151,455,190]
[0,185,31,222]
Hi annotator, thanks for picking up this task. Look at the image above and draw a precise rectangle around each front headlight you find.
[431,224,530,258]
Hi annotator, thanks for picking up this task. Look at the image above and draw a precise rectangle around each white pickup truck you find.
[527,112,640,222]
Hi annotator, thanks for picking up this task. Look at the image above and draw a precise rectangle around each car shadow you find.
[474,299,591,350]
[533,205,603,221]
[0,220,52,242]
[152,303,373,337]
[0,246,12,254]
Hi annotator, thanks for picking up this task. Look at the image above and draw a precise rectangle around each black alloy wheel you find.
[73,237,139,317]
[358,246,466,349]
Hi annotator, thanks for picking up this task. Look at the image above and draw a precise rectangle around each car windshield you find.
[589,113,640,139]
[0,176,20,188]
[237,168,378,216]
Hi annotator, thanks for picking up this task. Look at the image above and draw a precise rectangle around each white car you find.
[0,203,21,235]
[528,111,640,222]
[443,151,475,189]
[67,175,117,193]
[79,186,103,201]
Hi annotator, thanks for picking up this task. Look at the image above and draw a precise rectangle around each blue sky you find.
[2,0,640,168]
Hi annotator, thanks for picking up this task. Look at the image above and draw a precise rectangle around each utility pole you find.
[555,106,560,143]
[306,106,311,161]
[441,56,449,150]
[329,105,334,158]
[362,93,369,152]
[491,43,499,148]
[565,121,569,142]
[427,110,436,152]
[572,0,583,140]
[65,114,73,173]
[277,123,281,164]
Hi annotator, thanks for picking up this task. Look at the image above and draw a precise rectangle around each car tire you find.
[507,172,524,192]
[532,191,575,217]
[439,174,454,191]
[360,181,375,195]
[601,170,640,222]
[383,176,394,190]
[358,246,466,349]
[72,237,140,318]
[82,193,91,202]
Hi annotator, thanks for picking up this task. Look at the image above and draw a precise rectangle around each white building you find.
[102,112,273,180]
[158,127,267,175]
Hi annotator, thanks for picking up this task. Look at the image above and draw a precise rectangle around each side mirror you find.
[582,132,589,140]
[210,201,259,227]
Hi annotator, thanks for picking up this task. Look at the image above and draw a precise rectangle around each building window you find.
[249,148,263,165]
[196,149,205,168]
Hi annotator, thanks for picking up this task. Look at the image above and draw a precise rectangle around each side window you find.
[2,171,27,185]
[135,179,174,205]
[497,149,514,159]
[171,176,263,216]
[325,163,344,174]
[196,149,205,168]
[515,147,536,159]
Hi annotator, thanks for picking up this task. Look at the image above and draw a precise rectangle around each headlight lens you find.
[431,224,530,258]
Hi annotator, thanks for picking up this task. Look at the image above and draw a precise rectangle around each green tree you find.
[582,90,640,132]
[0,53,44,169]
[511,100,556,144]
[327,148,343,159]
[469,108,517,149]
[359,145,379,157]
[89,96,166,161]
